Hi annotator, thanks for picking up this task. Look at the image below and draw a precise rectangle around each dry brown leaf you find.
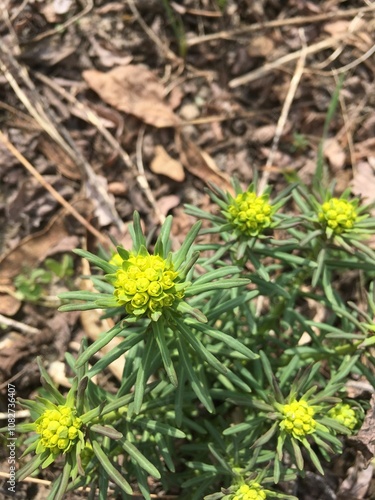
[0,215,69,285]
[178,136,233,193]
[0,292,21,316]
[0,201,87,287]
[156,195,181,217]
[150,145,185,182]
[38,135,81,180]
[247,35,274,57]
[351,162,375,208]
[82,65,180,128]
[323,137,346,172]
[349,394,375,467]
[323,20,351,36]
[252,124,278,144]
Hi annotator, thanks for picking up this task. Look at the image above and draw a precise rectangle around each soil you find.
[0,0,375,498]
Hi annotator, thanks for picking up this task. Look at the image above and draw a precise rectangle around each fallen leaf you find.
[178,135,233,193]
[0,291,21,316]
[156,195,181,217]
[38,135,81,180]
[349,393,375,467]
[323,20,351,37]
[150,145,185,181]
[351,162,375,209]
[247,35,274,57]
[83,65,180,128]
[323,137,346,172]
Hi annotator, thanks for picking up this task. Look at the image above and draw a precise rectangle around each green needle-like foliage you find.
[8,171,375,498]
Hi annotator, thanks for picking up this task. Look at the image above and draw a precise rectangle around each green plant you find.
[4,170,375,499]
[14,254,74,302]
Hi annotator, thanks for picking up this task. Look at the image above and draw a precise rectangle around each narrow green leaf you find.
[176,333,214,413]
[37,357,66,405]
[121,439,161,478]
[185,278,249,296]
[135,418,186,438]
[92,441,133,494]
[152,320,178,386]
[173,221,202,269]
[193,322,258,360]
[312,248,326,287]
[16,453,45,482]
[192,266,242,286]
[251,422,278,448]
[291,438,304,471]
[73,249,117,273]
[154,215,173,256]
[134,335,158,414]
[91,424,123,440]
[175,318,227,375]
[176,301,207,322]
[87,332,144,378]
[76,323,124,368]
[53,459,72,500]
[301,438,324,475]
[129,211,147,251]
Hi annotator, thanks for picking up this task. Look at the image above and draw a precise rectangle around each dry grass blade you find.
[0,131,109,246]
[0,50,124,231]
[229,35,348,88]
[34,72,166,225]
[186,5,375,47]
[258,29,307,193]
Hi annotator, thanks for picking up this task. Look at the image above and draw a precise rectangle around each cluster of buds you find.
[279,399,316,439]
[328,403,358,431]
[232,482,267,500]
[226,191,273,237]
[318,198,357,234]
[35,404,82,455]
[112,250,184,318]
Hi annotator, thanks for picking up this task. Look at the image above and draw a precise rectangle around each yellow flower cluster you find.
[113,252,183,318]
[318,198,357,234]
[279,399,316,439]
[232,482,267,500]
[226,192,273,236]
[328,403,358,430]
[35,405,82,455]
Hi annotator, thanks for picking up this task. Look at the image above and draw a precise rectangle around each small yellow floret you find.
[328,403,358,431]
[35,404,82,455]
[113,251,183,319]
[318,198,357,234]
[279,399,316,439]
[226,191,273,236]
[232,482,267,500]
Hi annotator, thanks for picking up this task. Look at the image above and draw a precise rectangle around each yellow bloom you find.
[226,191,273,236]
[232,482,267,500]
[35,404,82,455]
[318,198,357,234]
[328,403,358,431]
[109,252,123,267]
[279,399,316,439]
[113,250,183,319]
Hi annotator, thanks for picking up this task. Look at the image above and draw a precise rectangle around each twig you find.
[136,125,165,224]
[186,5,375,47]
[26,0,94,43]
[127,0,179,62]
[229,34,348,88]
[0,51,125,232]
[0,131,109,246]
[34,72,166,225]
[258,29,307,193]
[0,313,40,335]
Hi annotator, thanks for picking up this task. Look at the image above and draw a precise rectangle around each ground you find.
[0,0,375,498]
